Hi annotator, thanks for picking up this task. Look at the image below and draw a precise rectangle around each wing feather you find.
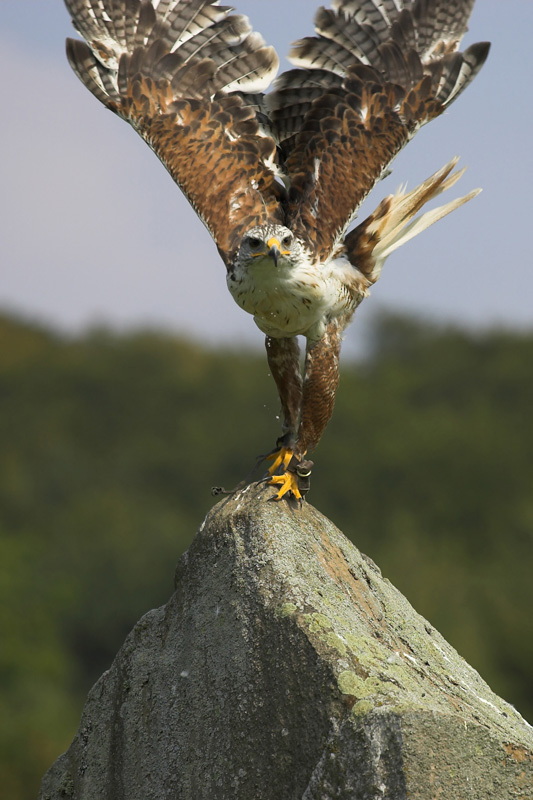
[65,0,489,267]
[269,0,489,262]
[65,0,283,264]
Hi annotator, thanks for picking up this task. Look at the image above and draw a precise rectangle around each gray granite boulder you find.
[39,482,533,799]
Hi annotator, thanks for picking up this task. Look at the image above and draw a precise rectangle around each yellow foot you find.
[267,453,314,502]
[266,446,294,476]
[270,469,302,501]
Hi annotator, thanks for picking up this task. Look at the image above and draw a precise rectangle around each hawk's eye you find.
[248,237,262,249]
[282,234,292,248]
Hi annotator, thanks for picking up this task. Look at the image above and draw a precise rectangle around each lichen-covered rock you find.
[39,483,533,799]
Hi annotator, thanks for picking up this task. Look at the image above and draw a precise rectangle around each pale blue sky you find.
[1,1,531,354]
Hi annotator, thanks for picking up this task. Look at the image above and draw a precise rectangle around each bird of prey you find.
[64,0,489,501]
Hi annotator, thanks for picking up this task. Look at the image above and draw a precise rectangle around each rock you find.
[39,482,533,799]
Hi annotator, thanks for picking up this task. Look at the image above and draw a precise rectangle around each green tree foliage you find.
[0,311,532,798]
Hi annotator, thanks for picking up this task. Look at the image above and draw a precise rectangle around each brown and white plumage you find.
[64,0,490,501]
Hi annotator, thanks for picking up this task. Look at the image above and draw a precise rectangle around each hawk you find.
[64,0,489,501]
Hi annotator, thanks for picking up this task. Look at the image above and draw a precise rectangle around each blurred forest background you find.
[1,309,532,798]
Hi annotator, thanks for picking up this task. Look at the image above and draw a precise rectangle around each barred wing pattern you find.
[65,0,285,262]
[271,0,489,261]
[65,0,488,265]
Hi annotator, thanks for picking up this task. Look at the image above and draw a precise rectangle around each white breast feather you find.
[227,254,368,340]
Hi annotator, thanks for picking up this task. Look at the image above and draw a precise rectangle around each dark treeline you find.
[1,311,532,798]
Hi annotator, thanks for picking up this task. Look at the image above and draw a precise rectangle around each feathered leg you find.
[265,336,303,479]
[269,322,341,501]
[265,336,302,440]
[298,322,341,455]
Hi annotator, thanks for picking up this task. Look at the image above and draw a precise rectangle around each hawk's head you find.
[236,224,306,272]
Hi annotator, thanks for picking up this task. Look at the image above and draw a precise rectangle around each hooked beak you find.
[267,237,281,267]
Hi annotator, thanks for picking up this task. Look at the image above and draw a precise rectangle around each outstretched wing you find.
[64,0,285,265]
[268,0,490,262]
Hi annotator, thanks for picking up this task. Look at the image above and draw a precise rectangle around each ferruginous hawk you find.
[64,0,490,501]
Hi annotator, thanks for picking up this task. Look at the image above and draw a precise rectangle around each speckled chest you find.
[226,254,367,339]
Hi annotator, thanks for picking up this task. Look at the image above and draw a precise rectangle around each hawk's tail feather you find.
[345,158,480,283]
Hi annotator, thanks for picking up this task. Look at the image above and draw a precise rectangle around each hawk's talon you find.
[266,445,294,476]
[268,454,314,502]
[270,470,302,501]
